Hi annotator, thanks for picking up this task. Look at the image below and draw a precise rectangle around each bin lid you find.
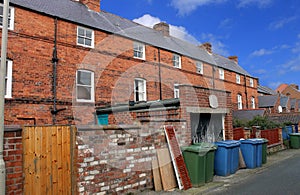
[215,140,240,148]
[240,138,264,144]
[181,145,213,156]
[193,142,217,150]
[289,133,300,136]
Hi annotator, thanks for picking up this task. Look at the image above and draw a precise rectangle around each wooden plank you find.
[152,159,162,191]
[70,126,77,195]
[40,126,48,193]
[46,126,53,195]
[27,126,36,195]
[57,126,63,194]
[156,148,177,191]
[62,126,71,195]
[51,126,58,194]
[34,127,42,194]
[22,127,31,195]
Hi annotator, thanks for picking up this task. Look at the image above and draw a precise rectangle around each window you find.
[0,4,14,30]
[251,97,255,109]
[219,68,224,80]
[237,94,243,110]
[77,26,94,48]
[173,54,181,68]
[196,61,203,74]
[174,84,179,98]
[250,78,254,87]
[134,78,146,102]
[76,70,94,102]
[1,59,12,98]
[133,42,145,60]
[236,74,241,84]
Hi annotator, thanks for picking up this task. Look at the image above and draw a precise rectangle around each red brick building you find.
[3,0,259,194]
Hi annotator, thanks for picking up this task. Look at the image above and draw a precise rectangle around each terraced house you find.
[2,0,259,194]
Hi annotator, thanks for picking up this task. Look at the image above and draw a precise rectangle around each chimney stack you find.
[290,84,299,90]
[74,0,101,12]
[228,56,238,64]
[199,42,212,54]
[153,22,170,36]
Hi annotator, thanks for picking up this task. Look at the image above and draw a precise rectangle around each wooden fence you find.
[260,128,280,145]
[23,125,77,195]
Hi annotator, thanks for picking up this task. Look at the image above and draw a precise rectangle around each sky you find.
[101,0,300,90]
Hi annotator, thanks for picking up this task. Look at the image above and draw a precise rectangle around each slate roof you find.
[290,99,296,109]
[280,96,289,108]
[212,54,251,76]
[258,85,277,95]
[258,95,278,108]
[233,109,265,121]
[10,0,254,77]
[267,114,300,125]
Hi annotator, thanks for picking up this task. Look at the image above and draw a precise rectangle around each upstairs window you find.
[236,74,241,84]
[0,4,14,30]
[174,84,179,98]
[173,54,181,69]
[251,96,255,109]
[76,70,94,102]
[250,78,254,87]
[77,26,94,48]
[133,42,145,60]
[196,61,203,74]
[219,68,224,80]
[134,78,147,102]
[237,94,243,110]
[1,59,12,98]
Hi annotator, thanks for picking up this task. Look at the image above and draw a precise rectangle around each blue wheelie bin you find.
[214,140,240,176]
[240,139,264,168]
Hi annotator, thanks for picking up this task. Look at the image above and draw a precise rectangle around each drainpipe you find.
[52,18,59,124]
[0,1,10,193]
[244,74,248,109]
[212,66,215,89]
[158,48,162,100]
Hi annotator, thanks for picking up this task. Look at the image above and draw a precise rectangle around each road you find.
[210,151,300,195]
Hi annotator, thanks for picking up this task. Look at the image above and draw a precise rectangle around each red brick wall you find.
[4,127,23,195]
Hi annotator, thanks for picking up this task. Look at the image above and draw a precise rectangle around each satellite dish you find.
[209,95,218,108]
[278,106,282,113]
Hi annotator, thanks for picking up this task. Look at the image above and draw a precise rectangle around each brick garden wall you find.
[3,127,23,195]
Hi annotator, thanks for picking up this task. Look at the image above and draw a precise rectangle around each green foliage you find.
[233,116,282,129]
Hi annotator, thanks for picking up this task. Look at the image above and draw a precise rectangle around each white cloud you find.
[201,33,229,56]
[237,0,273,8]
[250,48,273,57]
[269,16,297,30]
[170,0,227,16]
[218,18,233,30]
[254,69,267,74]
[268,81,282,89]
[133,14,199,44]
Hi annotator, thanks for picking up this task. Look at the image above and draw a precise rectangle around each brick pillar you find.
[4,127,23,194]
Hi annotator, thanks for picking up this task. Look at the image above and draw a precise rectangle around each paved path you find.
[139,149,300,195]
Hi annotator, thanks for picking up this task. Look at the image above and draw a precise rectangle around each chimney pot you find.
[153,22,170,36]
[228,56,238,64]
[199,42,212,54]
[290,84,299,90]
[73,0,101,12]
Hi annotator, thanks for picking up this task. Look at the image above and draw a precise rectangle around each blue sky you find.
[101,0,300,89]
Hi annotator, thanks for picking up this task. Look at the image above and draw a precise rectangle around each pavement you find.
[139,148,300,195]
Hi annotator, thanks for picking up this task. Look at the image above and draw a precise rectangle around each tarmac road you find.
[209,149,300,195]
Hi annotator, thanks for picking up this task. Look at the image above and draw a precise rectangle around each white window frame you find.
[236,74,241,84]
[250,78,254,87]
[196,61,203,74]
[77,26,94,48]
[237,94,243,110]
[174,84,179,98]
[251,96,255,109]
[2,59,12,98]
[219,68,224,80]
[173,54,181,69]
[134,78,147,102]
[133,42,145,60]
[0,3,14,30]
[76,70,94,102]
